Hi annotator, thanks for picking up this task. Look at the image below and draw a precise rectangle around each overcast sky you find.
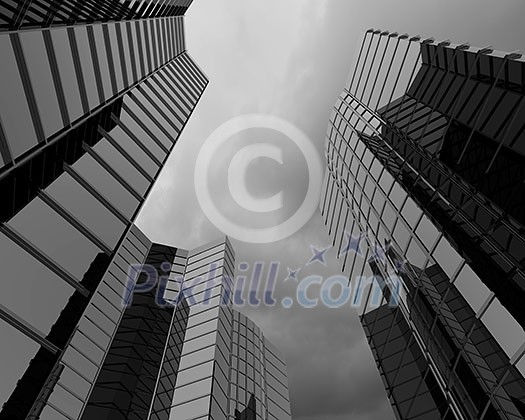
[137,1,525,418]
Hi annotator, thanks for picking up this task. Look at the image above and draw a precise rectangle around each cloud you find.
[138,0,525,418]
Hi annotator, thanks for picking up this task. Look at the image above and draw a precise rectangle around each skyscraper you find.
[67,233,292,420]
[0,2,210,418]
[321,29,525,419]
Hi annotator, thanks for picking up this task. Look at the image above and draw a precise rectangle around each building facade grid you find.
[321,29,525,420]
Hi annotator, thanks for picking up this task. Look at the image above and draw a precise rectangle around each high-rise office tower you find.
[321,29,525,419]
[47,232,291,420]
[0,1,210,418]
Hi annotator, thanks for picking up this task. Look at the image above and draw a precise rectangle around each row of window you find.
[329,93,525,362]
[38,225,151,420]
[347,30,422,113]
[169,296,232,416]
[0,0,192,31]
[408,58,525,154]
[343,43,525,284]
[323,89,525,418]
[0,16,185,168]
[0,51,207,413]
[0,52,204,334]
[230,312,290,420]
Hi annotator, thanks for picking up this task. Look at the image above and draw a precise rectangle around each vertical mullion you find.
[121,102,169,154]
[162,64,194,109]
[0,117,13,165]
[128,92,173,146]
[177,57,202,97]
[135,20,146,78]
[86,25,105,104]
[146,75,184,118]
[43,29,70,126]
[97,126,153,182]
[102,23,118,96]
[142,19,153,73]
[149,18,159,69]
[67,27,89,114]
[126,22,139,83]
[82,143,142,201]
[115,22,129,88]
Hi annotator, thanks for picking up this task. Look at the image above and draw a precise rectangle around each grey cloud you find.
[138,0,525,418]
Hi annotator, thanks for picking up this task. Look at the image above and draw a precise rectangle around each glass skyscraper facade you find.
[0,0,193,31]
[0,2,292,419]
[39,232,291,420]
[0,1,212,418]
[321,29,525,419]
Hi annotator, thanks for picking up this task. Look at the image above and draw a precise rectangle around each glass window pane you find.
[389,183,407,209]
[415,215,440,252]
[81,305,116,339]
[70,332,105,366]
[393,220,410,252]
[9,196,100,280]
[0,321,41,408]
[406,238,428,268]
[61,346,98,380]
[46,172,126,248]
[39,404,69,420]
[93,138,149,195]
[453,264,491,313]
[144,79,184,135]
[51,28,83,122]
[55,366,91,408]
[167,63,196,106]
[0,233,76,334]
[169,396,210,419]
[401,197,422,229]
[119,109,165,162]
[47,383,83,419]
[128,90,174,146]
[20,31,62,138]
[482,298,525,359]
[184,320,219,343]
[433,237,463,279]
[109,125,158,177]
[188,243,226,263]
[516,355,525,377]
[73,153,139,218]
[0,35,38,158]
[176,361,214,387]
[381,202,397,233]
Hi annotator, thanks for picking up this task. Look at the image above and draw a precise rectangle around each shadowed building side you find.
[0,4,209,418]
[321,29,525,419]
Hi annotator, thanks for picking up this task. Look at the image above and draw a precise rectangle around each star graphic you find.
[285,267,299,282]
[307,245,330,266]
[394,258,408,273]
[371,242,387,264]
[338,232,366,258]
